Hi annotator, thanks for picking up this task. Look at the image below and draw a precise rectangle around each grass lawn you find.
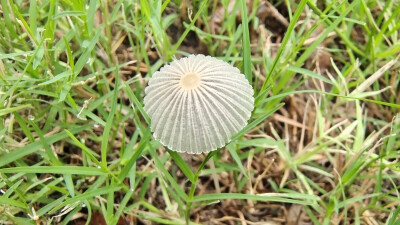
[0,0,399,224]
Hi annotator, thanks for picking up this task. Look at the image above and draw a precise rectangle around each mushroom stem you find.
[185,151,217,224]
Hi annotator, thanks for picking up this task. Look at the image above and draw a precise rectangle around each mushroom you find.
[143,54,254,154]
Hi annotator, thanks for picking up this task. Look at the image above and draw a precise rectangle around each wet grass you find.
[0,0,399,224]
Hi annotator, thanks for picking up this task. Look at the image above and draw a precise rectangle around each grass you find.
[0,0,399,224]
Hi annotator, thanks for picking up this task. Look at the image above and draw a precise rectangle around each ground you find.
[0,0,399,225]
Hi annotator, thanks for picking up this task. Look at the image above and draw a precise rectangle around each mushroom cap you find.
[143,54,254,154]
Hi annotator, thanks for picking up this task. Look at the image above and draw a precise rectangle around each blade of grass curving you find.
[29,120,62,166]
[65,129,102,168]
[64,174,75,197]
[226,143,248,178]
[287,66,333,84]
[101,67,119,167]
[13,113,34,142]
[148,146,188,200]
[122,81,150,124]
[167,150,195,182]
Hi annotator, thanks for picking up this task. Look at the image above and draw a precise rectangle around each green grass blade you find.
[226,143,248,178]
[101,68,119,167]
[167,150,195,183]
[0,104,32,117]
[0,166,105,175]
[49,186,121,213]
[170,0,208,59]
[193,192,319,205]
[239,0,252,82]
[260,0,308,93]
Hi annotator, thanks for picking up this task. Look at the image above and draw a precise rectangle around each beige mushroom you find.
[143,54,254,154]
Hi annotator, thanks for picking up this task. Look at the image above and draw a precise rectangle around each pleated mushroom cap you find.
[143,54,254,154]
